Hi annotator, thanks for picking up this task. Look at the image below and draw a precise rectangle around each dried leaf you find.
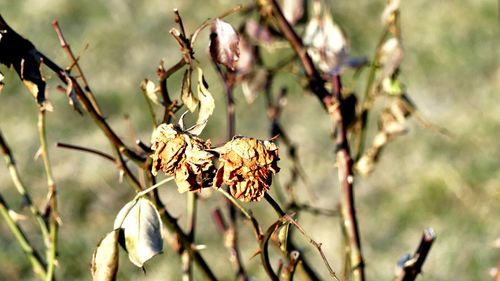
[379,38,403,78]
[241,68,267,104]
[283,0,305,25]
[236,36,255,76]
[140,79,162,105]
[181,68,199,112]
[0,71,4,93]
[209,19,240,70]
[191,67,215,136]
[91,230,120,281]
[303,12,349,74]
[64,76,83,114]
[245,20,273,44]
[0,16,48,106]
[113,198,163,268]
[381,0,400,25]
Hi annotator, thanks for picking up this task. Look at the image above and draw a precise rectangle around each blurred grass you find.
[0,0,499,280]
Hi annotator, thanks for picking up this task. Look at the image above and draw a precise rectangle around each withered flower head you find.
[151,124,215,193]
[214,136,280,202]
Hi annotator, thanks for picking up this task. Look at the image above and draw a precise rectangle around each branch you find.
[268,1,365,280]
[0,129,49,240]
[37,109,58,281]
[393,228,436,281]
[0,194,47,279]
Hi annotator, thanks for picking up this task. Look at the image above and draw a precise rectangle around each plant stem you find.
[393,228,436,281]
[37,109,58,281]
[0,130,49,241]
[182,192,197,281]
[0,194,47,279]
[355,27,390,161]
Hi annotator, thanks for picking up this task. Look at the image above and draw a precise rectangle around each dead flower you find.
[151,124,215,193]
[213,136,280,202]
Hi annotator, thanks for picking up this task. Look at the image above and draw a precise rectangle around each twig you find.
[56,142,115,162]
[0,130,49,240]
[355,27,390,161]
[393,228,436,281]
[46,26,146,165]
[267,1,365,279]
[37,109,58,281]
[182,192,197,281]
[332,75,365,281]
[265,194,339,280]
[52,20,102,115]
[0,194,47,279]
[212,52,248,280]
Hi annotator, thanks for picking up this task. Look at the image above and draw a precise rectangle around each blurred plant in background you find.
[0,0,498,280]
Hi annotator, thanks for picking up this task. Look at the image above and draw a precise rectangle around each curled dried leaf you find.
[113,198,163,268]
[0,16,47,106]
[381,0,400,26]
[241,68,267,104]
[140,79,162,105]
[181,68,199,112]
[303,12,349,74]
[214,136,280,202]
[245,20,273,44]
[236,36,255,76]
[151,123,215,193]
[282,0,305,25]
[91,230,120,281]
[209,19,240,71]
[379,37,403,78]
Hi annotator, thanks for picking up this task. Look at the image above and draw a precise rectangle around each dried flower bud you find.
[214,136,280,202]
[151,124,215,193]
[210,19,240,71]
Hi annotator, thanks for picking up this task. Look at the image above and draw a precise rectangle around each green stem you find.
[216,188,252,220]
[0,194,47,279]
[37,110,58,281]
[183,192,197,281]
[0,130,49,241]
[355,27,390,161]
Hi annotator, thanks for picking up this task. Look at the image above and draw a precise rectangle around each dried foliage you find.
[0,0,446,280]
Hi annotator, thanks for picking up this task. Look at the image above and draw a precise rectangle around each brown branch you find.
[56,142,115,162]
[394,228,436,281]
[268,1,365,280]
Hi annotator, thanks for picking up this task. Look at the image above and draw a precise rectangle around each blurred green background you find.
[0,0,498,280]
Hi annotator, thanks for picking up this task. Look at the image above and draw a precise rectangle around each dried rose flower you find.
[151,124,215,193]
[213,136,280,202]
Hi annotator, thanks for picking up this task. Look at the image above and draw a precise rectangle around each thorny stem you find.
[393,228,436,281]
[47,21,218,279]
[47,24,146,165]
[0,194,47,279]
[182,192,197,281]
[52,21,102,115]
[0,130,49,241]
[268,1,365,280]
[332,75,365,281]
[38,110,58,281]
[213,57,248,280]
